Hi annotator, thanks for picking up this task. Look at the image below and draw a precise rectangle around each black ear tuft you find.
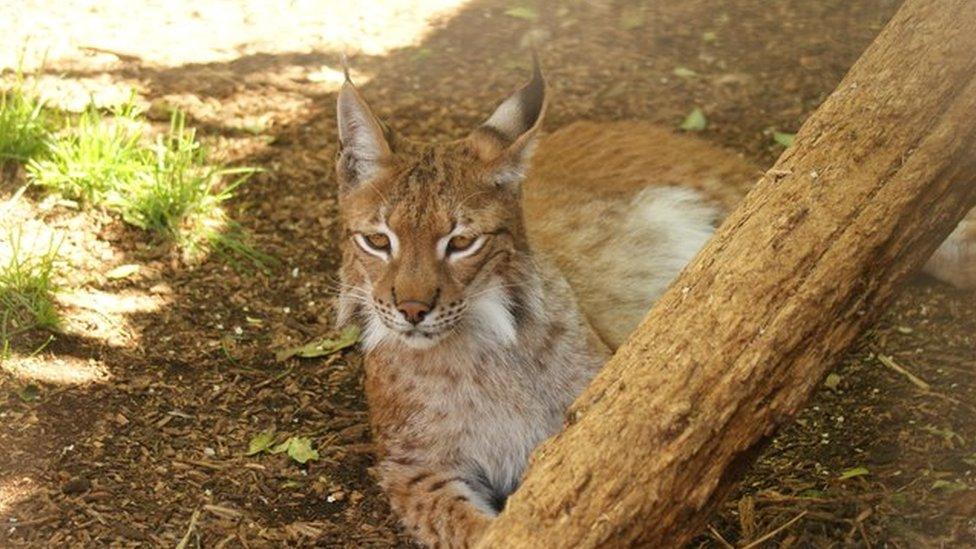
[468,56,548,187]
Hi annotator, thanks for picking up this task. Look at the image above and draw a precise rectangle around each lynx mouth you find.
[361,302,468,351]
[371,313,452,347]
[397,327,449,349]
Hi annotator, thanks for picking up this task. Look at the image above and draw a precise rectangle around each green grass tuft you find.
[0,80,51,164]
[109,111,266,265]
[28,103,267,268]
[0,230,61,353]
[28,102,146,203]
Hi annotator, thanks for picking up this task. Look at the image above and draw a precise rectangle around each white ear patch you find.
[468,284,517,347]
[484,96,527,140]
[336,82,391,186]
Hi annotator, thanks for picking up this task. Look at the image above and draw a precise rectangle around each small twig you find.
[175,508,200,549]
[252,366,293,390]
[858,520,873,549]
[877,354,931,391]
[746,491,886,505]
[174,458,227,471]
[913,389,974,414]
[740,511,808,549]
[707,524,734,549]
[13,513,59,528]
[81,506,108,525]
[322,442,375,455]
[203,503,243,521]
[79,45,142,62]
[0,183,29,216]
[27,334,55,357]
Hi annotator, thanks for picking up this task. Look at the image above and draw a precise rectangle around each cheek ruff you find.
[467,285,517,347]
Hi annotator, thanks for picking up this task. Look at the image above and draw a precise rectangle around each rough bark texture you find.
[477,1,976,547]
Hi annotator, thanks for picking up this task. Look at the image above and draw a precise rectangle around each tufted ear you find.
[468,56,547,187]
[336,73,392,191]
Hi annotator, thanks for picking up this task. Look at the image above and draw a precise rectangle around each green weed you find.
[110,111,265,265]
[0,229,61,352]
[28,103,267,268]
[0,78,51,164]
[27,102,146,203]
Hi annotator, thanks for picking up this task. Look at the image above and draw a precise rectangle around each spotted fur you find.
[334,64,975,548]
[335,63,609,548]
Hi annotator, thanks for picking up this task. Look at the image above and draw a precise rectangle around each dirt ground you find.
[2,0,975,546]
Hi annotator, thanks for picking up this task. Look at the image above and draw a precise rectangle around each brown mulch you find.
[2,0,975,547]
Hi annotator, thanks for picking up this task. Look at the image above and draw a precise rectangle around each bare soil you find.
[2,0,974,547]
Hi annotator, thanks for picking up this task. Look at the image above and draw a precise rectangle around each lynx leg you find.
[378,460,494,548]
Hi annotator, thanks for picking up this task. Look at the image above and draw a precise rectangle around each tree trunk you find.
[477,0,976,547]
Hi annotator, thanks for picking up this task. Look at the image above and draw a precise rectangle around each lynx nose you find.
[397,301,431,325]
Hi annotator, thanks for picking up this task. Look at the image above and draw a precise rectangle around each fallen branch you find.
[478,0,976,546]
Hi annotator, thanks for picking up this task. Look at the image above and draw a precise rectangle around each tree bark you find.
[477,0,976,547]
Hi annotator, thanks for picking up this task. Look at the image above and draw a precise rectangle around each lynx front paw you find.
[379,461,495,548]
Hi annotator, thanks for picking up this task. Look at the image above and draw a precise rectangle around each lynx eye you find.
[439,228,486,260]
[364,233,391,251]
[447,234,476,254]
[354,231,394,258]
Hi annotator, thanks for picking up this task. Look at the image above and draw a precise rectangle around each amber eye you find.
[363,232,391,252]
[447,234,477,254]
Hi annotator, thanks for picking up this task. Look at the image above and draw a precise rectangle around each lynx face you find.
[334,64,545,351]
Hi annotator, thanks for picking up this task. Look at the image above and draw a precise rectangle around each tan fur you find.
[526,121,755,213]
[525,121,760,347]
[339,145,608,544]
[527,121,974,346]
[335,67,975,548]
[335,66,610,548]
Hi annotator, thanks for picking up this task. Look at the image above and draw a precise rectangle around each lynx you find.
[334,63,975,548]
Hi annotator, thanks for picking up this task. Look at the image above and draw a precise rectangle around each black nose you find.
[397,301,431,325]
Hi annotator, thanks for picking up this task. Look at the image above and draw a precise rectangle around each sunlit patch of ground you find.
[3,0,471,70]
[58,289,166,347]
[1,190,118,283]
[0,216,61,269]
[1,354,110,385]
[19,74,141,113]
[0,476,36,518]
[3,0,457,112]
[1,180,166,351]
[153,89,313,135]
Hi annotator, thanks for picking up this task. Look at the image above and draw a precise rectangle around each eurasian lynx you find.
[334,63,975,548]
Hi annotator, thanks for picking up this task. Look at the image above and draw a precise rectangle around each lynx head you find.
[334,62,546,352]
